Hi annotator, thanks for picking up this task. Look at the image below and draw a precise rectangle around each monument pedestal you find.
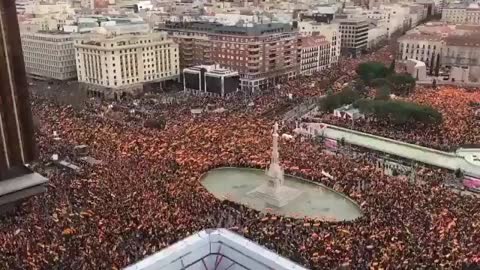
[247,184,303,208]
[247,122,303,208]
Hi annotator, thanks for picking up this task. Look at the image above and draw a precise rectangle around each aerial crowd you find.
[0,46,479,270]
[323,85,480,151]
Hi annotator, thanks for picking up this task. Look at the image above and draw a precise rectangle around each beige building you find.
[397,33,443,64]
[398,24,480,82]
[300,36,331,75]
[160,21,299,91]
[74,29,179,98]
[441,3,480,24]
[297,21,341,66]
[21,31,77,80]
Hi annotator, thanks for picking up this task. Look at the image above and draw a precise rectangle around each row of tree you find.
[353,98,442,125]
[356,61,416,96]
[319,87,360,112]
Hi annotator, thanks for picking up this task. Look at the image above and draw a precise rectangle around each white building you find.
[21,31,77,80]
[441,3,480,24]
[74,29,179,98]
[300,35,331,75]
[398,24,480,82]
[397,33,443,65]
[365,4,415,37]
[367,20,388,49]
[335,17,369,57]
[297,21,341,65]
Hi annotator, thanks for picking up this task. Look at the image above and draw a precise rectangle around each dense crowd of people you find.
[322,86,480,151]
[1,48,479,270]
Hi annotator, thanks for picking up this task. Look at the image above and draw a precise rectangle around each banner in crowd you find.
[324,138,338,151]
[463,175,480,192]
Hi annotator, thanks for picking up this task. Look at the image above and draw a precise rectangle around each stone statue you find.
[266,122,284,190]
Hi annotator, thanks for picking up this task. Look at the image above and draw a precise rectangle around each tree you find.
[356,62,390,84]
[455,169,463,179]
[352,80,367,96]
[387,73,416,96]
[429,56,434,76]
[389,59,396,73]
[434,53,441,77]
[375,86,391,100]
[353,99,442,125]
[319,86,360,112]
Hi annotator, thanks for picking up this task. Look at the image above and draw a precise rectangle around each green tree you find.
[389,58,396,73]
[319,86,360,112]
[356,62,390,84]
[429,57,435,76]
[387,73,416,96]
[375,86,391,100]
[353,99,442,125]
[434,53,441,76]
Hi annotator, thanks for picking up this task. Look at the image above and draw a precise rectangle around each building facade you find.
[300,36,330,75]
[74,30,179,98]
[336,18,369,57]
[159,21,300,91]
[397,33,443,72]
[21,31,77,80]
[398,25,480,82]
[297,21,341,65]
[0,0,47,208]
[442,4,480,24]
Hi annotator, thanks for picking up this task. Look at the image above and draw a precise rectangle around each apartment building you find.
[398,24,480,82]
[300,36,330,75]
[297,21,341,65]
[398,33,443,64]
[442,3,480,24]
[21,31,77,80]
[74,29,179,98]
[336,17,369,57]
[159,21,300,91]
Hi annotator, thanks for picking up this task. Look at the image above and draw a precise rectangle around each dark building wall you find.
[0,0,35,180]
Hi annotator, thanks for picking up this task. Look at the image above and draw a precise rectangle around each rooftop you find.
[124,229,307,270]
[160,21,295,36]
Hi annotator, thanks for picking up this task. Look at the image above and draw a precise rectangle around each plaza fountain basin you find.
[201,167,363,221]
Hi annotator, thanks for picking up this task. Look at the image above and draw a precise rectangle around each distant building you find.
[183,65,240,97]
[336,17,369,57]
[367,20,388,49]
[159,21,300,91]
[21,31,76,80]
[442,3,480,24]
[295,21,341,65]
[398,23,480,82]
[74,29,179,99]
[398,33,443,64]
[299,36,331,75]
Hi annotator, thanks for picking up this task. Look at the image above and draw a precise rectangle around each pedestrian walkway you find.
[298,123,480,177]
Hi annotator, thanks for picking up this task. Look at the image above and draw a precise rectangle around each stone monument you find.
[247,122,303,207]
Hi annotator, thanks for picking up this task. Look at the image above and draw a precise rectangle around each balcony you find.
[248,45,261,52]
